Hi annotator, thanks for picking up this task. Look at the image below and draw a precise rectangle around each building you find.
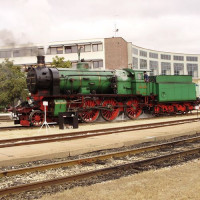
[0,37,131,70]
[0,37,200,83]
[132,44,200,83]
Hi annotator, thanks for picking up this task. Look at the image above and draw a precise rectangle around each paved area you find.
[0,115,200,167]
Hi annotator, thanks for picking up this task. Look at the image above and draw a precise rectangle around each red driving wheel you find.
[124,99,142,119]
[79,99,100,122]
[29,110,44,126]
[101,99,120,121]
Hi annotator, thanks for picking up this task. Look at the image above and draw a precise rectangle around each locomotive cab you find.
[121,69,150,96]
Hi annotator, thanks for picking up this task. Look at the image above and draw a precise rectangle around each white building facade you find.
[0,38,105,70]
[132,44,200,83]
[0,37,200,83]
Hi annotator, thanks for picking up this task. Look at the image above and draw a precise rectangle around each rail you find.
[0,135,199,196]
[0,118,199,149]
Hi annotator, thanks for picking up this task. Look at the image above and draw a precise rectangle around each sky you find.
[0,0,200,53]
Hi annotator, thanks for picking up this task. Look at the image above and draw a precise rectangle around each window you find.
[78,45,85,52]
[149,52,158,59]
[46,48,50,55]
[65,46,78,54]
[84,44,91,52]
[50,47,57,55]
[149,61,158,75]
[162,70,167,75]
[38,48,45,55]
[72,46,78,53]
[161,54,171,60]
[13,49,21,57]
[132,48,138,55]
[93,60,103,68]
[49,46,63,54]
[132,57,138,69]
[140,59,147,69]
[187,64,198,77]
[21,48,38,57]
[0,50,11,58]
[161,62,171,75]
[140,50,147,57]
[23,48,32,56]
[65,46,72,54]
[56,47,63,54]
[65,44,91,54]
[174,63,184,75]
[25,47,36,56]
[173,55,184,61]
[92,43,103,52]
[13,48,39,57]
[77,44,91,52]
[186,56,198,62]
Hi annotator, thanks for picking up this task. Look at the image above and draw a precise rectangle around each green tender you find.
[155,75,192,83]
[154,75,196,102]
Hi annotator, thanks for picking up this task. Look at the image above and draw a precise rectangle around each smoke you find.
[0,30,16,46]
[0,29,46,57]
[0,0,52,49]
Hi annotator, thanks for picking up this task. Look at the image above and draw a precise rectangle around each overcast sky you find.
[0,0,200,53]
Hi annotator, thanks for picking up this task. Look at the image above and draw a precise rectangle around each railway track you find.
[0,115,12,122]
[0,117,199,149]
[0,112,198,131]
[0,134,200,197]
[0,124,57,131]
[0,126,28,131]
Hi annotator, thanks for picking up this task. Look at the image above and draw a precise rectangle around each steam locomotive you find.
[13,55,199,126]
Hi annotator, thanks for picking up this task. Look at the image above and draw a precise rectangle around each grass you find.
[40,159,200,200]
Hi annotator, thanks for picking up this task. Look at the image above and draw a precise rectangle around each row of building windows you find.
[174,56,184,61]
[132,48,198,62]
[47,43,103,55]
[140,50,147,57]
[0,47,42,58]
[133,57,198,77]
[161,54,171,60]
[0,43,103,58]
[160,64,198,77]
[152,65,197,76]
[149,52,158,59]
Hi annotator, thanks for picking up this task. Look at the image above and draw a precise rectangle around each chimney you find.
[37,55,45,67]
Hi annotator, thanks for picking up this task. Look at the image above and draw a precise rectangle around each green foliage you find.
[0,59,28,107]
[51,56,72,68]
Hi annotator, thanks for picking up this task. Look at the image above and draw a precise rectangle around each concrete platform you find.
[0,115,200,167]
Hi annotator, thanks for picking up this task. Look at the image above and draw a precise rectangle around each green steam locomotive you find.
[14,56,198,126]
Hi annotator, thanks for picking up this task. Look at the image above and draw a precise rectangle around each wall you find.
[104,37,128,70]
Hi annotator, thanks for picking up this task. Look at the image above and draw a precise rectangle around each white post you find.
[39,101,50,133]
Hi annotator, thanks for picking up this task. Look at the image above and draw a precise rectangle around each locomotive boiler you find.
[13,56,198,126]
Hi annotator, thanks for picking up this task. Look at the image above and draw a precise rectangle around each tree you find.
[0,59,28,108]
[51,56,72,68]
